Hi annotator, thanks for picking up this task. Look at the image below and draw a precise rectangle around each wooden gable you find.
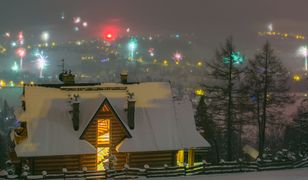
[80,98,130,169]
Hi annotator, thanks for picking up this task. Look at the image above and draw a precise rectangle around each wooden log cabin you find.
[11,72,209,174]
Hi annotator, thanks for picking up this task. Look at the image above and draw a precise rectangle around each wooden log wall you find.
[110,116,127,170]
[29,155,81,174]
[128,151,177,168]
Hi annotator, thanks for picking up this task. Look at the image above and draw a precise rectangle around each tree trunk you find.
[227,50,233,161]
[257,93,263,158]
[260,44,269,158]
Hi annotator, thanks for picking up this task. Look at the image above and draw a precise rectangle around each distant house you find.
[11,73,209,174]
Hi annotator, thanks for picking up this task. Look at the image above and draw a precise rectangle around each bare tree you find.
[244,41,290,157]
[204,37,244,161]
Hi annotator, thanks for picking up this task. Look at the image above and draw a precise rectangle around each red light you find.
[16,48,26,58]
[101,25,119,42]
[18,31,23,41]
[106,33,113,40]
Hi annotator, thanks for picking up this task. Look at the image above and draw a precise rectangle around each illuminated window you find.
[97,147,109,171]
[97,118,110,170]
[177,150,185,166]
[97,120,110,146]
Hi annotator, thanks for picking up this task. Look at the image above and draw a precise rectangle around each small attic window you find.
[102,104,110,112]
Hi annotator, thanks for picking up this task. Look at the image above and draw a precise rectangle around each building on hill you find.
[11,72,209,174]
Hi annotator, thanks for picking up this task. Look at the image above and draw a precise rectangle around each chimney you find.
[59,70,75,85]
[127,93,136,129]
[120,72,128,84]
[70,94,80,131]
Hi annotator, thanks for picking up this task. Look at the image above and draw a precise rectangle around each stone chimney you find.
[120,72,128,84]
[70,94,80,131]
[59,70,75,85]
[127,93,136,129]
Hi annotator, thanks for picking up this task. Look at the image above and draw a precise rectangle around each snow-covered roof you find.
[15,82,209,157]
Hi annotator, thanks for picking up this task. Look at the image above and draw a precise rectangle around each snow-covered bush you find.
[41,171,47,176]
[5,160,14,175]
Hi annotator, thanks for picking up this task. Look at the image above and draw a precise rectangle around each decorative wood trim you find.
[80,98,131,139]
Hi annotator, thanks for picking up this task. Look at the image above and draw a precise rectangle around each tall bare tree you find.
[244,41,290,157]
[205,37,244,161]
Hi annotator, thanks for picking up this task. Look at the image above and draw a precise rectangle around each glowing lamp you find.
[293,74,301,81]
[9,81,15,87]
[195,89,205,96]
[0,80,6,87]
[41,31,50,42]
[163,60,168,65]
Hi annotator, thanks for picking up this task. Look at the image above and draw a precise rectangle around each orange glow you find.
[177,150,184,166]
[97,119,110,146]
[293,74,301,81]
[97,147,109,170]
[97,117,110,170]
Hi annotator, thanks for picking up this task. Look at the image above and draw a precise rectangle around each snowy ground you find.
[143,168,308,180]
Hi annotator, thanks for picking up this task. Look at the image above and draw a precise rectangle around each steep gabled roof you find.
[115,83,210,152]
[15,82,209,157]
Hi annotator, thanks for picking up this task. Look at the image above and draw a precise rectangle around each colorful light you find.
[74,26,79,32]
[126,28,130,33]
[41,31,50,42]
[127,37,138,60]
[195,89,205,96]
[35,51,48,78]
[11,61,19,72]
[268,23,273,32]
[105,33,113,41]
[11,41,17,47]
[61,12,65,20]
[173,51,183,62]
[9,81,14,87]
[18,31,24,43]
[101,25,120,42]
[163,60,168,66]
[16,47,26,70]
[0,80,6,87]
[73,17,81,24]
[16,48,26,58]
[297,46,308,71]
[223,51,244,64]
[293,74,301,81]
[148,48,155,57]
[82,21,88,27]
[4,32,10,38]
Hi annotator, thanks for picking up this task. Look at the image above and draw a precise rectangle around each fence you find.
[1,157,308,179]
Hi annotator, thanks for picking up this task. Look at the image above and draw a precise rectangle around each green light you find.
[9,81,14,87]
[223,51,244,64]
[11,61,19,72]
[127,37,138,60]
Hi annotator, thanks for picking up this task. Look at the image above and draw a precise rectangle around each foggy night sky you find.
[1,0,308,68]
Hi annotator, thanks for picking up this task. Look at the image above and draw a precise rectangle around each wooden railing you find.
[1,157,308,179]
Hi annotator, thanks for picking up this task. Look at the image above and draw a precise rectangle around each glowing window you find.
[177,150,185,166]
[97,119,110,170]
[97,147,109,170]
